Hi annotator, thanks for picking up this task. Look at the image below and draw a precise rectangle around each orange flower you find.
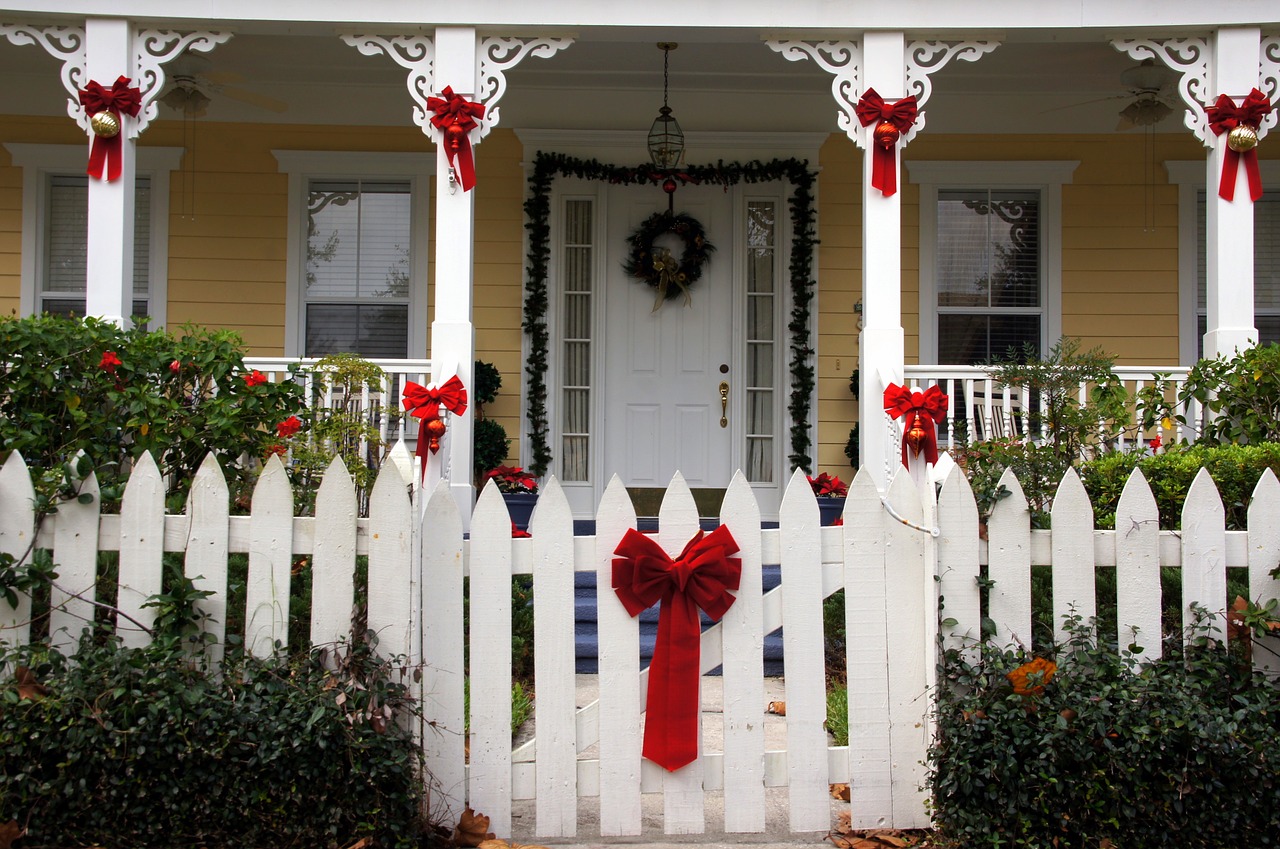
[1006,657,1056,696]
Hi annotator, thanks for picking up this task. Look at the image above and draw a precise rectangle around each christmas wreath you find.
[623,211,715,309]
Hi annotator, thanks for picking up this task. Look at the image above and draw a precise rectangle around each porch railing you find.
[243,357,433,461]
[903,364,1199,451]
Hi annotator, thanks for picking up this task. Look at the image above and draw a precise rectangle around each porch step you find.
[572,565,784,675]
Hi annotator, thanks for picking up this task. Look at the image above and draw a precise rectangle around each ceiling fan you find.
[1113,59,1179,130]
[158,52,288,117]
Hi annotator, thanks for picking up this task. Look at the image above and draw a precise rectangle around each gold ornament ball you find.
[1228,124,1258,153]
[90,110,120,138]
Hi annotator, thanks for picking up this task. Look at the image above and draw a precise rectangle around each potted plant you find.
[807,472,848,526]
[483,464,540,530]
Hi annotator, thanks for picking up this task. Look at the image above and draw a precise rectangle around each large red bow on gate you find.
[613,525,741,772]
[884,383,948,467]
[427,86,485,192]
[78,76,142,182]
[1206,88,1275,202]
[854,88,918,198]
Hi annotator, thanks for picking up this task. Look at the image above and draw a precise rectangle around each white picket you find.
[1050,468,1095,646]
[245,455,294,657]
[656,471,706,835]
[531,476,578,837]
[936,467,980,652]
[185,454,229,664]
[49,470,100,654]
[367,455,414,659]
[1248,469,1280,675]
[118,452,165,648]
[1114,469,1161,660]
[845,467,892,828]
[883,470,930,829]
[468,482,514,837]
[0,453,35,646]
[988,468,1033,648]
[420,480,466,824]
[779,467,828,833]
[595,475,642,837]
[1181,468,1226,641]
[718,471,766,834]
[310,456,356,648]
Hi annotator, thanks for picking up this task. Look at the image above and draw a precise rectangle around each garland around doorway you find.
[521,151,818,477]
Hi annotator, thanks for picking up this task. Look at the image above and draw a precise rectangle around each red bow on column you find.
[78,76,142,182]
[884,383,949,466]
[403,376,469,471]
[613,525,741,772]
[427,86,485,192]
[1206,88,1274,202]
[854,87,918,198]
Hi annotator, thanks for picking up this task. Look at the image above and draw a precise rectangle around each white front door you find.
[601,185,737,493]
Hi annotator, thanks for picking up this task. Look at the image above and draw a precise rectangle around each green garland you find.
[522,152,819,477]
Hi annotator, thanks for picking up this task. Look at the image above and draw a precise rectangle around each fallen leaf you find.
[766,700,786,715]
[830,782,851,801]
[0,821,23,849]
[477,841,510,849]
[834,810,853,834]
[452,807,494,847]
[340,839,373,849]
[1006,656,1056,697]
[14,666,46,701]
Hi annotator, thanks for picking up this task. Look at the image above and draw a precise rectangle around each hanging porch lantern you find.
[647,42,685,169]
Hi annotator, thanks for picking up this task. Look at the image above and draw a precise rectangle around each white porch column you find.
[857,32,908,492]
[84,18,136,327]
[1204,26,1262,358]
[432,26,479,526]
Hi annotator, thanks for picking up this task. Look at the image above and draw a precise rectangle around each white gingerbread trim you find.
[1113,38,1213,146]
[341,33,435,135]
[476,36,573,141]
[903,40,1000,143]
[765,40,862,143]
[132,30,232,137]
[0,24,86,129]
[1261,36,1280,137]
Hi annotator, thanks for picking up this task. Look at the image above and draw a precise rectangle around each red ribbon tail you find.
[1244,149,1264,202]
[871,146,897,197]
[86,136,109,181]
[414,435,429,482]
[454,141,477,192]
[1219,148,1240,201]
[643,593,701,771]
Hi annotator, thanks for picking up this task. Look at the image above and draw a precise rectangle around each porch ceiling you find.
[0,27,1194,135]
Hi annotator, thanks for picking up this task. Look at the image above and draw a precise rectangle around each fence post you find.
[1182,468,1226,642]
[50,467,101,655]
[0,453,36,647]
[310,455,357,648]
[1050,468,1095,646]
[1115,468,1161,660]
[245,454,294,657]
[118,451,165,648]
[988,468,1032,649]
[1249,469,1280,675]
[185,454,230,666]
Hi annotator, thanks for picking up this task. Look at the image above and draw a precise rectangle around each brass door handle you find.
[719,381,729,428]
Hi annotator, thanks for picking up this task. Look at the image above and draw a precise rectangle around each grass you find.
[826,685,849,746]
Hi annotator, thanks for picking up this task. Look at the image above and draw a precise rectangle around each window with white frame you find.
[559,197,594,482]
[4,144,181,326]
[745,198,777,483]
[911,161,1076,365]
[273,151,431,358]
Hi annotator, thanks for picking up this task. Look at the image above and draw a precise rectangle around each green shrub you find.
[1081,442,1280,530]
[0,635,422,848]
[1175,343,1280,445]
[930,612,1280,848]
[0,315,305,510]
[825,684,848,747]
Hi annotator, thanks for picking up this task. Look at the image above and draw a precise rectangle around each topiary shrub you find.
[930,611,1280,848]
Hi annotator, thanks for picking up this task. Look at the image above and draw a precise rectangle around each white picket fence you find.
[1,447,1278,836]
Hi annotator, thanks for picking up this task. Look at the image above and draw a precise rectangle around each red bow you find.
[1206,88,1274,202]
[854,88,918,197]
[427,86,485,192]
[884,383,948,466]
[78,76,142,182]
[613,526,741,772]
[403,376,468,471]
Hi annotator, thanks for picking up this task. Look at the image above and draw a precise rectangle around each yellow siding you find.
[0,142,21,314]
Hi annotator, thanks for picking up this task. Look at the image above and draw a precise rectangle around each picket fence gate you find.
[2,448,1279,837]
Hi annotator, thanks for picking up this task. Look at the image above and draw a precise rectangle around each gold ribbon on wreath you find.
[651,247,693,311]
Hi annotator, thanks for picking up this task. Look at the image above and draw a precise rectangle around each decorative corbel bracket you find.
[341,33,436,135]
[1261,36,1280,139]
[903,40,1000,143]
[0,23,87,129]
[476,36,572,141]
[766,40,863,141]
[133,30,232,137]
[1112,38,1214,146]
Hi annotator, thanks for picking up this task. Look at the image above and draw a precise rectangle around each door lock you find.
[719,381,729,428]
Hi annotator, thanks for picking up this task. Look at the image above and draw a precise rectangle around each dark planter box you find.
[504,492,539,531]
[818,496,846,526]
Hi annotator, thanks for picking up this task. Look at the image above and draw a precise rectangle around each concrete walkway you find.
[508,675,839,847]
